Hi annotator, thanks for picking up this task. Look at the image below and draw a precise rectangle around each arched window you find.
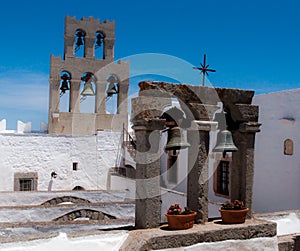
[80,72,96,113]
[284,139,293,155]
[106,74,119,114]
[95,31,105,59]
[59,71,71,112]
[74,29,86,57]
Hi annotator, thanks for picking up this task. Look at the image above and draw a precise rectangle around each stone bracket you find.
[239,122,261,133]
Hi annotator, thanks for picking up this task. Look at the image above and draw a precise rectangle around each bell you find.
[81,82,95,96]
[60,80,69,93]
[107,83,118,97]
[213,130,238,153]
[165,127,190,151]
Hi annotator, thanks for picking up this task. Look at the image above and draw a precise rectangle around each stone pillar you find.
[85,36,95,59]
[187,120,217,224]
[231,122,261,217]
[132,118,165,229]
[69,80,80,113]
[95,79,107,114]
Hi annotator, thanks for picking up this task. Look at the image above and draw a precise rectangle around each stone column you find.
[95,79,106,114]
[132,118,165,229]
[187,120,217,223]
[69,80,80,113]
[231,122,261,217]
[84,36,95,59]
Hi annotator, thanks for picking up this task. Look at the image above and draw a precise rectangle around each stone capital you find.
[239,122,261,133]
[190,120,218,131]
[188,103,219,121]
[132,118,166,131]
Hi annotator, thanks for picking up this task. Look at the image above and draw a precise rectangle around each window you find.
[214,160,230,197]
[19,178,34,191]
[73,162,78,171]
[14,172,38,191]
[167,153,178,184]
[284,139,293,155]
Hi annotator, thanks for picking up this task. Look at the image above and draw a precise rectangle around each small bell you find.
[165,127,190,151]
[213,130,238,154]
[81,82,95,96]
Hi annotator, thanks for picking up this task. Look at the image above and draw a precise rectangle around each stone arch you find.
[53,209,116,222]
[41,196,90,206]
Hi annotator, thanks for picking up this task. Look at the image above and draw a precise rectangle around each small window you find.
[73,162,78,171]
[284,139,293,155]
[19,178,34,191]
[14,172,38,192]
[167,152,178,184]
[214,160,230,196]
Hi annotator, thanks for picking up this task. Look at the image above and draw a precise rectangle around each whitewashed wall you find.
[0,130,121,191]
[253,89,300,213]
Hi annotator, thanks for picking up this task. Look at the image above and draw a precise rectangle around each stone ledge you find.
[120,218,276,251]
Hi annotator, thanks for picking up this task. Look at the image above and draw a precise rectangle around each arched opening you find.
[72,186,85,191]
[59,71,71,112]
[94,31,105,59]
[80,72,96,113]
[106,74,119,114]
[74,29,86,57]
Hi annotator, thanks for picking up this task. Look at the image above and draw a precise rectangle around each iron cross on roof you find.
[193,54,216,86]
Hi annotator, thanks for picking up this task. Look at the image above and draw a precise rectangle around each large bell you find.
[60,80,69,93]
[165,127,190,151]
[81,82,95,96]
[107,83,118,97]
[213,129,238,153]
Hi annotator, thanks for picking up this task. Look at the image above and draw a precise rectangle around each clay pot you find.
[165,212,197,230]
[219,208,249,224]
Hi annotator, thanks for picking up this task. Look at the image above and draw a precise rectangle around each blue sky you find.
[0,0,300,129]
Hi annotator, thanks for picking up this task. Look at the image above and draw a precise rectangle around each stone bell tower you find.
[48,16,129,135]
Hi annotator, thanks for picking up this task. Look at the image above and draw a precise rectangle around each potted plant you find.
[219,200,249,224]
[165,204,197,230]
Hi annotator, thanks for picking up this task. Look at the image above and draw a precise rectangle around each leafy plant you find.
[221,200,246,210]
[167,204,194,215]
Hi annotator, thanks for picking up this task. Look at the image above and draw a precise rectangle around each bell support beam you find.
[187,120,217,224]
[132,118,166,229]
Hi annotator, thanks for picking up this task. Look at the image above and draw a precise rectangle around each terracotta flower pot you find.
[165,212,197,230]
[219,207,249,224]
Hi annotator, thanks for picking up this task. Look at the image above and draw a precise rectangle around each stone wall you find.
[0,130,121,191]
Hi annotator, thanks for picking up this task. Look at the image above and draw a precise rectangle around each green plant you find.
[221,200,246,210]
[167,204,193,215]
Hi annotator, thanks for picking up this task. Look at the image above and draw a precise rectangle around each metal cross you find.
[193,54,216,86]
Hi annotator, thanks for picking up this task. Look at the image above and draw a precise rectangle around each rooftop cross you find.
[193,54,216,86]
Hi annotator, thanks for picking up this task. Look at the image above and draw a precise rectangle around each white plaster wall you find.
[253,89,300,213]
[0,130,121,192]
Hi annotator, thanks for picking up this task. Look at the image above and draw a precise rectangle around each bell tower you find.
[48,16,129,135]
